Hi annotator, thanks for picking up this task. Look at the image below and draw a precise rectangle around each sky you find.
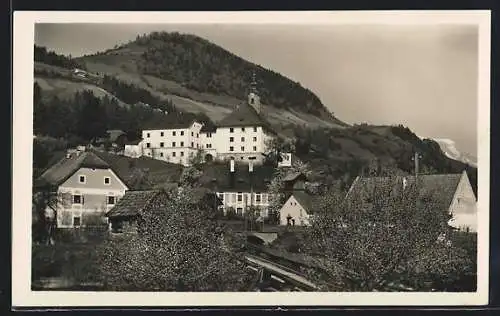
[34,23,479,156]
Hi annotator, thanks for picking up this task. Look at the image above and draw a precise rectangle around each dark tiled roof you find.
[197,162,276,192]
[36,151,110,188]
[200,124,217,133]
[216,103,276,135]
[347,173,464,212]
[142,113,199,130]
[106,190,167,218]
[106,130,127,142]
[291,191,315,213]
[91,150,184,190]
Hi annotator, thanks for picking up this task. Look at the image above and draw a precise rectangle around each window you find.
[253,127,257,132]
[172,142,176,147]
[73,216,81,227]
[236,208,243,216]
[241,137,245,142]
[230,146,234,152]
[197,133,199,138]
[172,131,176,136]
[253,137,257,142]
[242,127,245,132]
[206,144,212,149]
[160,152,164,157]
[160,142,164,147]
[180,141,184,147]
[147,133,151,138]
[231,193,236,203]
[207,133,212,138]
[191,132,194,136]
[104,177,110,185]
[241,146,245,152]
[107,196,115,205]
[191,142,194,148]
[230,128,234,133]
[230,137,234,142]
[73,195,82,204]
[173,152,176,157]
[79,175,86,184]
[181,131,184,136]
[256,194,261,203]
[160,132,164,137]
[146,143,151,148]
[237,193,243,202]
[262,194,268,203]
[253,146,257,151]
[181,151,184,157]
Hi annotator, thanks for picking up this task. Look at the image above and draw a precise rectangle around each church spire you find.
[248,70,261,114]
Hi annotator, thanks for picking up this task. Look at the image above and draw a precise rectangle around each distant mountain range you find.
[432,138,477,168]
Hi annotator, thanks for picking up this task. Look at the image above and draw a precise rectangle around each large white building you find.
[129,75,277,166]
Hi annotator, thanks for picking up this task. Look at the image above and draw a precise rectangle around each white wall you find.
[217,191,270,217]
[448,172,477,232]
[55,167,128,228]
[279,195,310,226]
[141,122,203,166]
[124,143,143,158]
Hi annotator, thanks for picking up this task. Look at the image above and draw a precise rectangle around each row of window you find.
[229,146,257,152]
[229,136,257,142]
[146,131,200,138]
[79,175,111,185]
[146,141,199,148]
[72,194,115,205]
[229,127,258,133]
[217,192,268,204]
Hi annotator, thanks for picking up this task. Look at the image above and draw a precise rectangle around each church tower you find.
[248,71,261,114]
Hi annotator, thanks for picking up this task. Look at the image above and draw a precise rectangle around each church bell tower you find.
[248,71,261,114]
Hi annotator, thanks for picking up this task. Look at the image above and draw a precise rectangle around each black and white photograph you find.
[12,10,490,307]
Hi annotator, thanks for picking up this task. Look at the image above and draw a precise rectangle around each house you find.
[35,150,128,228]
[137,72,277,166]
[35,148,184,228]
[123,139,144,158]
[346,170,477,232]
[197,158,275,218]
[141,115,204,166]
[279,171,315,226]
[279,191,314,226]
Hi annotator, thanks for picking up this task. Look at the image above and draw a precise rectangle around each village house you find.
[346,170,477,232]
[134,73,277,167]
[279,172,316,226]
[35,150,129,228]
[35,147,184,229]
[198,158,275,219]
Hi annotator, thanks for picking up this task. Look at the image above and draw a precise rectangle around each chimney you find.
[230,158,235,173]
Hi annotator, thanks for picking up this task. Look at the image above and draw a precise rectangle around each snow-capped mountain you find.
[431,138,477,168]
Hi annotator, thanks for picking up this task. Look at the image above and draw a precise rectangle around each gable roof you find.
[289,191,315,214]
[35,151,111,188]
[347,173,464,212]
[197,162,275,192]
[142,113,200,130]
[216,102,276,135]
[106,190,168,218]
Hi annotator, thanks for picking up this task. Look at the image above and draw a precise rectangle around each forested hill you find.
[75,31,337,120]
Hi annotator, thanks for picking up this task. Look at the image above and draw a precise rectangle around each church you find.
[126,73,277,166]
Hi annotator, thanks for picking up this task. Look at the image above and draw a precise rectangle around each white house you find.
[279,191,314,226]
[36,149,128,228]
[347,170,478,232]
[123,140,144,158]
[141,118,204,166]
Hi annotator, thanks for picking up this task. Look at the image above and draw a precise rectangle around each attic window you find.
[104,177,110,185]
